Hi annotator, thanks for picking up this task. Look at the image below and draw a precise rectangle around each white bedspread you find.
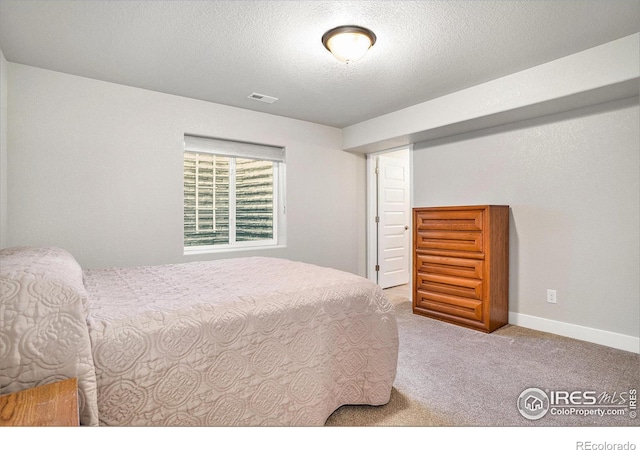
[83,257,398,426]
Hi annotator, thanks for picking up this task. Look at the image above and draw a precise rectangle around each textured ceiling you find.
[1,0,639,128]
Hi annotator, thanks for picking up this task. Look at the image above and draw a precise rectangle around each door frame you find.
[366,145,413,285]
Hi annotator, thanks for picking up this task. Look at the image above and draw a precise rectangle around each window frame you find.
[193,152,218,233]
[183,135,286,255]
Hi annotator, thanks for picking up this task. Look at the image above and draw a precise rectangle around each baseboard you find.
[508,312,640,354]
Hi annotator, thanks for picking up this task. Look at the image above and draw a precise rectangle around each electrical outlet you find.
[547,289,557,304]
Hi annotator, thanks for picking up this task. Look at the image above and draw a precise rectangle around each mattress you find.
[83,256,399,426]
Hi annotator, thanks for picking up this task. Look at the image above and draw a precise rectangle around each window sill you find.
[183,244,287,256]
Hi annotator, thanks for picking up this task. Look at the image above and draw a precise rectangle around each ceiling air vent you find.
[248,92,278,104]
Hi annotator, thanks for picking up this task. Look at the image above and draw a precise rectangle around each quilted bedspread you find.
[83,257,399,426]
[0,247,99,425]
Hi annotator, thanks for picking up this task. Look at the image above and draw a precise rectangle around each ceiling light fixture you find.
[321,25,376,64]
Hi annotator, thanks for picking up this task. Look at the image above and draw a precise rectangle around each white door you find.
[377,153,410,288]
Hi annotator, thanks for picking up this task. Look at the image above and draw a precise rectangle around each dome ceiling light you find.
[321,25,377,64]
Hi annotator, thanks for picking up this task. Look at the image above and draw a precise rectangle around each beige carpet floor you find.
[325,285,639,427]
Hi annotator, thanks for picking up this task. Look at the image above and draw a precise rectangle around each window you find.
[183,135,285,252]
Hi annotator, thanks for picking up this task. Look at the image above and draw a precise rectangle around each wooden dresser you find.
[413,205,509,333]
[0,378,79,426]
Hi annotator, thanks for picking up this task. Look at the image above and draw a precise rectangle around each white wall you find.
[413,97,640,344]
[0,49,8,248]
[7,63,366,274]
[343,33,639,153]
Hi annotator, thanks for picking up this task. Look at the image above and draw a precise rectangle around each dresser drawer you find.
[415,289,483,321]
[415,230,483,253]
[416,272,483,300]
[415,254,483,280]
[415,209,483,231]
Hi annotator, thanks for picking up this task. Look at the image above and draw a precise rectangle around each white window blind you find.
[184,135,285,162]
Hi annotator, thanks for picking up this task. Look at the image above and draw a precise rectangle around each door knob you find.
[405,226,409,230]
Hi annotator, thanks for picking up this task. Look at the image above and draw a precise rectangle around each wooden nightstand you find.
[0,378,79,426]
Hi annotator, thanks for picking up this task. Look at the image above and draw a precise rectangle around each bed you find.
[0,246,399,426]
